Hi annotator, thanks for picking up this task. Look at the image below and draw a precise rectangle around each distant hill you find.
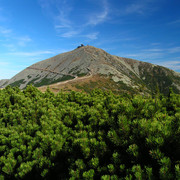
[2,45,180,94]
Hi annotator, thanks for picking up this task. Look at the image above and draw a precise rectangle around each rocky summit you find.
[1,45,180,94]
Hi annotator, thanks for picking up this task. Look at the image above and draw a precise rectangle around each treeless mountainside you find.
[0,79,9,88]
[2,45,180,94]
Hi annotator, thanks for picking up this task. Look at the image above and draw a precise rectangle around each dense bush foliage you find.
[0,85,179,179]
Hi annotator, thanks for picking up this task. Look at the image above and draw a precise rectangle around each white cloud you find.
[0,60,19,79]
[120,52,180,72]
[0,25,32,50]
[61,30,80,38]
[55,6,72,29]
[168,19,180,25]
[39,0,109,40]
[123,52,164,60]
[143,48,164,52]
[151,43,161,46]
[55,24,71,29]
[84,32,99,40]
[40,0,82,39]
[86,0,109,26]
[2,36,32,51]
[0,61,10,66]
[157,61,180,71]
[8,48,69,57]
[16,36,32,46]
[139,46,180,54]
[125,3,145,14]
[121,46,180,71]
[3,44,16,51]
[119,0,157,16]
[39,0,73,34]
[164,61,180,65]
[9,50,54,57]
[0,26,12,35]
[0,68,19,79]
[168,47,180,53]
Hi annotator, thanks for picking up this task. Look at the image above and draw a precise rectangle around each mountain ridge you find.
[1,45,180,94]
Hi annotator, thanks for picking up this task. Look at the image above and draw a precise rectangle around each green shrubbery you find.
[0,85,179,179]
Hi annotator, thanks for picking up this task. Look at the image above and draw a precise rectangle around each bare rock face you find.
[2,45,180,94]
[0,79,9,88]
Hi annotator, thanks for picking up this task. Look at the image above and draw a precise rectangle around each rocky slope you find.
[2,45,180,94]
[0,79,9,88]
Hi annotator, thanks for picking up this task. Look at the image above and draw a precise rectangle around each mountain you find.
[2,45,180,94]
[0,79,9,87]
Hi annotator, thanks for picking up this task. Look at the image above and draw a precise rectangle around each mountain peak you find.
[73,45,107,55]
[2,46,180,94]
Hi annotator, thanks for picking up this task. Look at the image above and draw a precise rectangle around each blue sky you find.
[0,0,180,79]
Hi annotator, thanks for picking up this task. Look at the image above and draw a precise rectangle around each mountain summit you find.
[1,45,180,94]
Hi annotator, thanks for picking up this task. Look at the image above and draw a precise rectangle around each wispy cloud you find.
[119,0,157,16]
[61,30,80,38]
[120,45,180,71]
[86,0,109,26]
[0,59,19,79]
[0,61,10,66]
[151,43,161,46]
[121,52,180,72]
[94,36,137,47]
[0,68,19,79]
[59,30,99,40]
[2,36,32,52]
[0,7,32,48]
[2,44,17,51]
[0,25,32,51]
[123,51,164,60]
[157,61,180,71]
[141,46,180,54]
[123,46,180,60]
[39,0,75,37]
[168,47,180,53]
[8,48,69,57]
[143,48,164,52]
[8,50,54,57]
[168,19,180,25]
[0,26,12,36]
[55,5,72,29]
[15,36,32,46]
[84,32,99,40]
[125,3,145,14]
[39,0,109,40]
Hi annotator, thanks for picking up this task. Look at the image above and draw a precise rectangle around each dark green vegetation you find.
[77,72,88,77]
[139,65,180,95]
[0,85,180,179]
[9,75,75,89]
[9,79,26,87]
[33,75,74,87]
